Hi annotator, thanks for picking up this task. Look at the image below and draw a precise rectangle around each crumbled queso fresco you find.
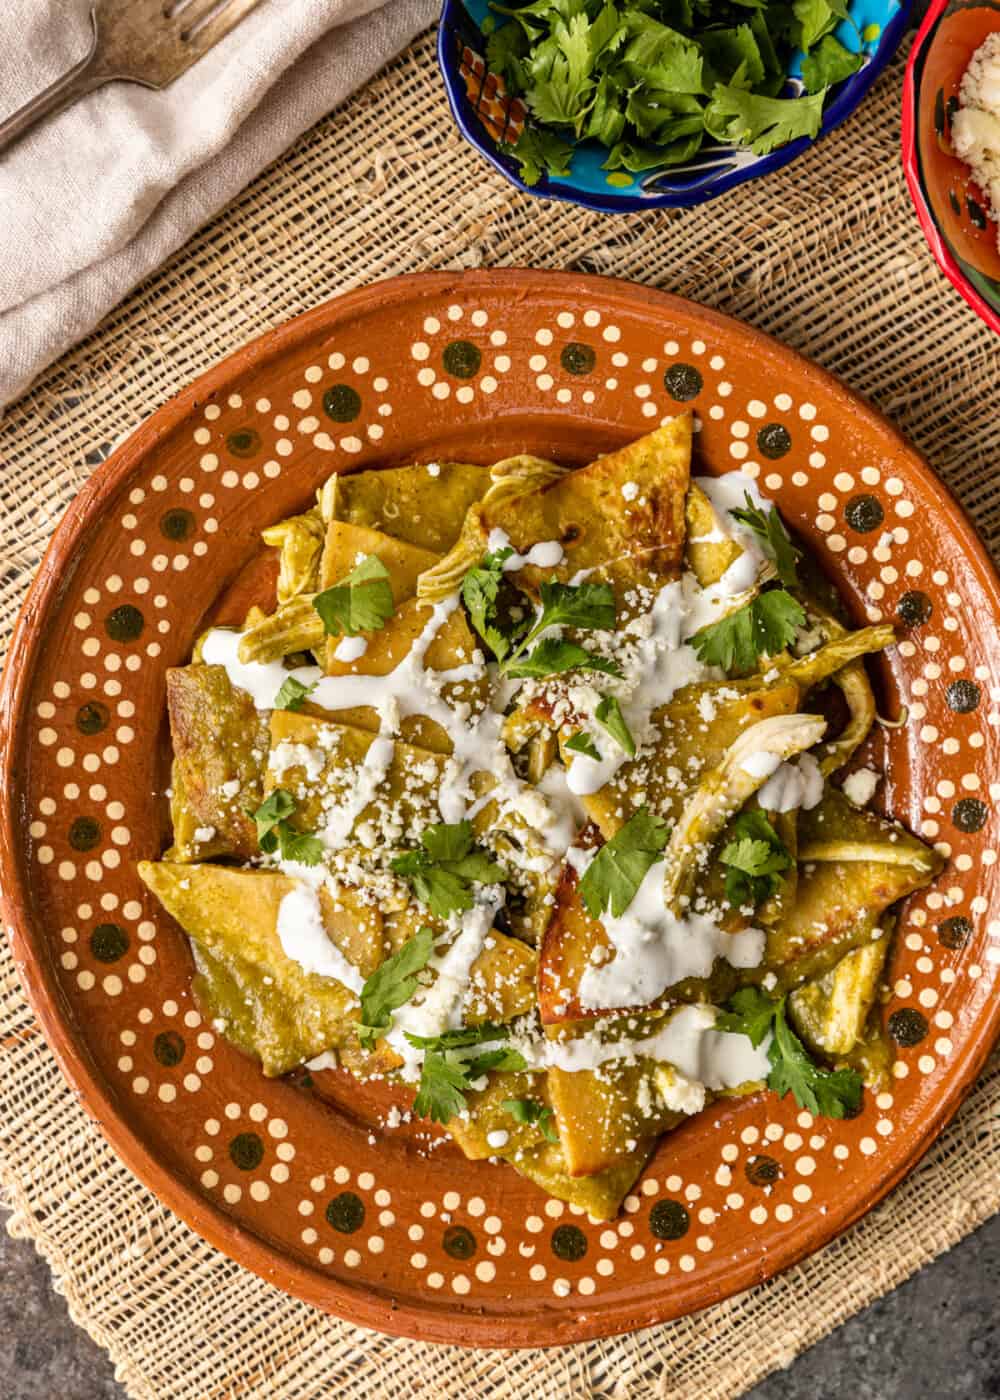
[952,32,1000,250]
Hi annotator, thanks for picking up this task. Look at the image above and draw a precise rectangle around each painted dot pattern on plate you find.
[10,283,1000,1340]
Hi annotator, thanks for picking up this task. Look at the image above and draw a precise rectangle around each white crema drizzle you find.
[520,1003,770,1089]
[568,847,766,1012]
[275,884,365,995]
[563,472,771,799]
[385,888,504,1080]
[205,470,787,1080]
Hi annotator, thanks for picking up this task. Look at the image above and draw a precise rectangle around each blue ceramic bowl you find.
[438,0,914,212]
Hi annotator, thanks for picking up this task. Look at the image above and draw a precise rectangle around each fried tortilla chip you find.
[138,861,378,1075]
[265,710,450,850]
[318,521,440,671]
[318,595,487,753]
[766,791,943,983]
[538,838,746,1024]
[508,1137,654,1221]
[788,926,891,1058]
[325,461,488,551]
[165,664,270,862]
[478,418,692,593]
[566,680,803,840]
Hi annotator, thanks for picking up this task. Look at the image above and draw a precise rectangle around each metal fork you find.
[0,0,263,155]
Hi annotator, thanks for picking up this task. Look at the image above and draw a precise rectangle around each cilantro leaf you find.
[275,826,324,866]
[391,820,505,919]
[403,1022,511,1052]
[413,1052,471,1124]
[689,588,806,673]
[623,89,705,144]
[249,790,323,866]
[502,1096,559,1142]
[357,927,436,1049]
[504,637,622,680]
[729,493,801,587]
[487,18,531,95]
[462,555,618,681]
[409,1024,527,1123]
[595,695,635,756]
[800,34,863,94]
[604,132,703,171]
[715,985,779,1045]
[704,84,826,155]
[699,24,766,87]
[461,547,522,663]
[584,71,628,144]
[273,675,317,712]
[577,805,670,919]
[536,579,617,633]
[566,730,601,760]
[391,857,469,916]
[313,553,394,638]
[767,1001,863,1118]
[465,1046,529,1077]
[420,820,482,864]
[621,15,705,95]
[720,809,792,907]
[500,125,574,185]
[717,989,864,1118]
[792,0,838,51]
[250,789,295,841]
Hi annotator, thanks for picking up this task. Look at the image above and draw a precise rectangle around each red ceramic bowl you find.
[902,0,1000,333]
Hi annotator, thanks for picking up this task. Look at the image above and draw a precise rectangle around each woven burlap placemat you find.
[2,27,999,1400]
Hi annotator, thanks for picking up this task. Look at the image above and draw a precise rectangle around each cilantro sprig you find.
[406,1024,528,1123]
[273,675,317,712]
[729,494,801,589]
[502,1096,559,1143]
[357,927,436,1049]
[703,85,827,156]
[717,987,863,1119]
[250,789,323,866]
[689,588,805,674]
[391,820,506,920]
[595,695,635,756]
[313,553,394,638]
[460,546,525,664]
[462,550,621,682]
[577,805,669,919]
[719,810,792,908]
[565,730,601,760]
[485,2,866,187]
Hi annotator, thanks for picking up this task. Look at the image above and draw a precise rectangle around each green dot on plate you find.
[649,1199,689,1239]
[76,701,109,735]
[442,340,482,379]
[443,1224,477,1259]
[69,816,101,851]
[226,428,262,458]
[104,603,144,643]
[560,342,596,375]
[325,1191,365,1233]
[323,384,361,423]
[154,1030,185,1067]
[228,1132,264,1171]
[90,922,129,963]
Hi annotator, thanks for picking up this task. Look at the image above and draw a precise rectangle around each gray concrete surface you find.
[3,1203,999,1399]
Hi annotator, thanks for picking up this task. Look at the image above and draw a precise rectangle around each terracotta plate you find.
[3,271,999,1348]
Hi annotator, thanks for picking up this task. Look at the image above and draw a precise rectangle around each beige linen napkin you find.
[0,0,438,412]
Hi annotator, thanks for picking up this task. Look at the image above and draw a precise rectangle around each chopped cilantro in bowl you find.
[438,0,911,210]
